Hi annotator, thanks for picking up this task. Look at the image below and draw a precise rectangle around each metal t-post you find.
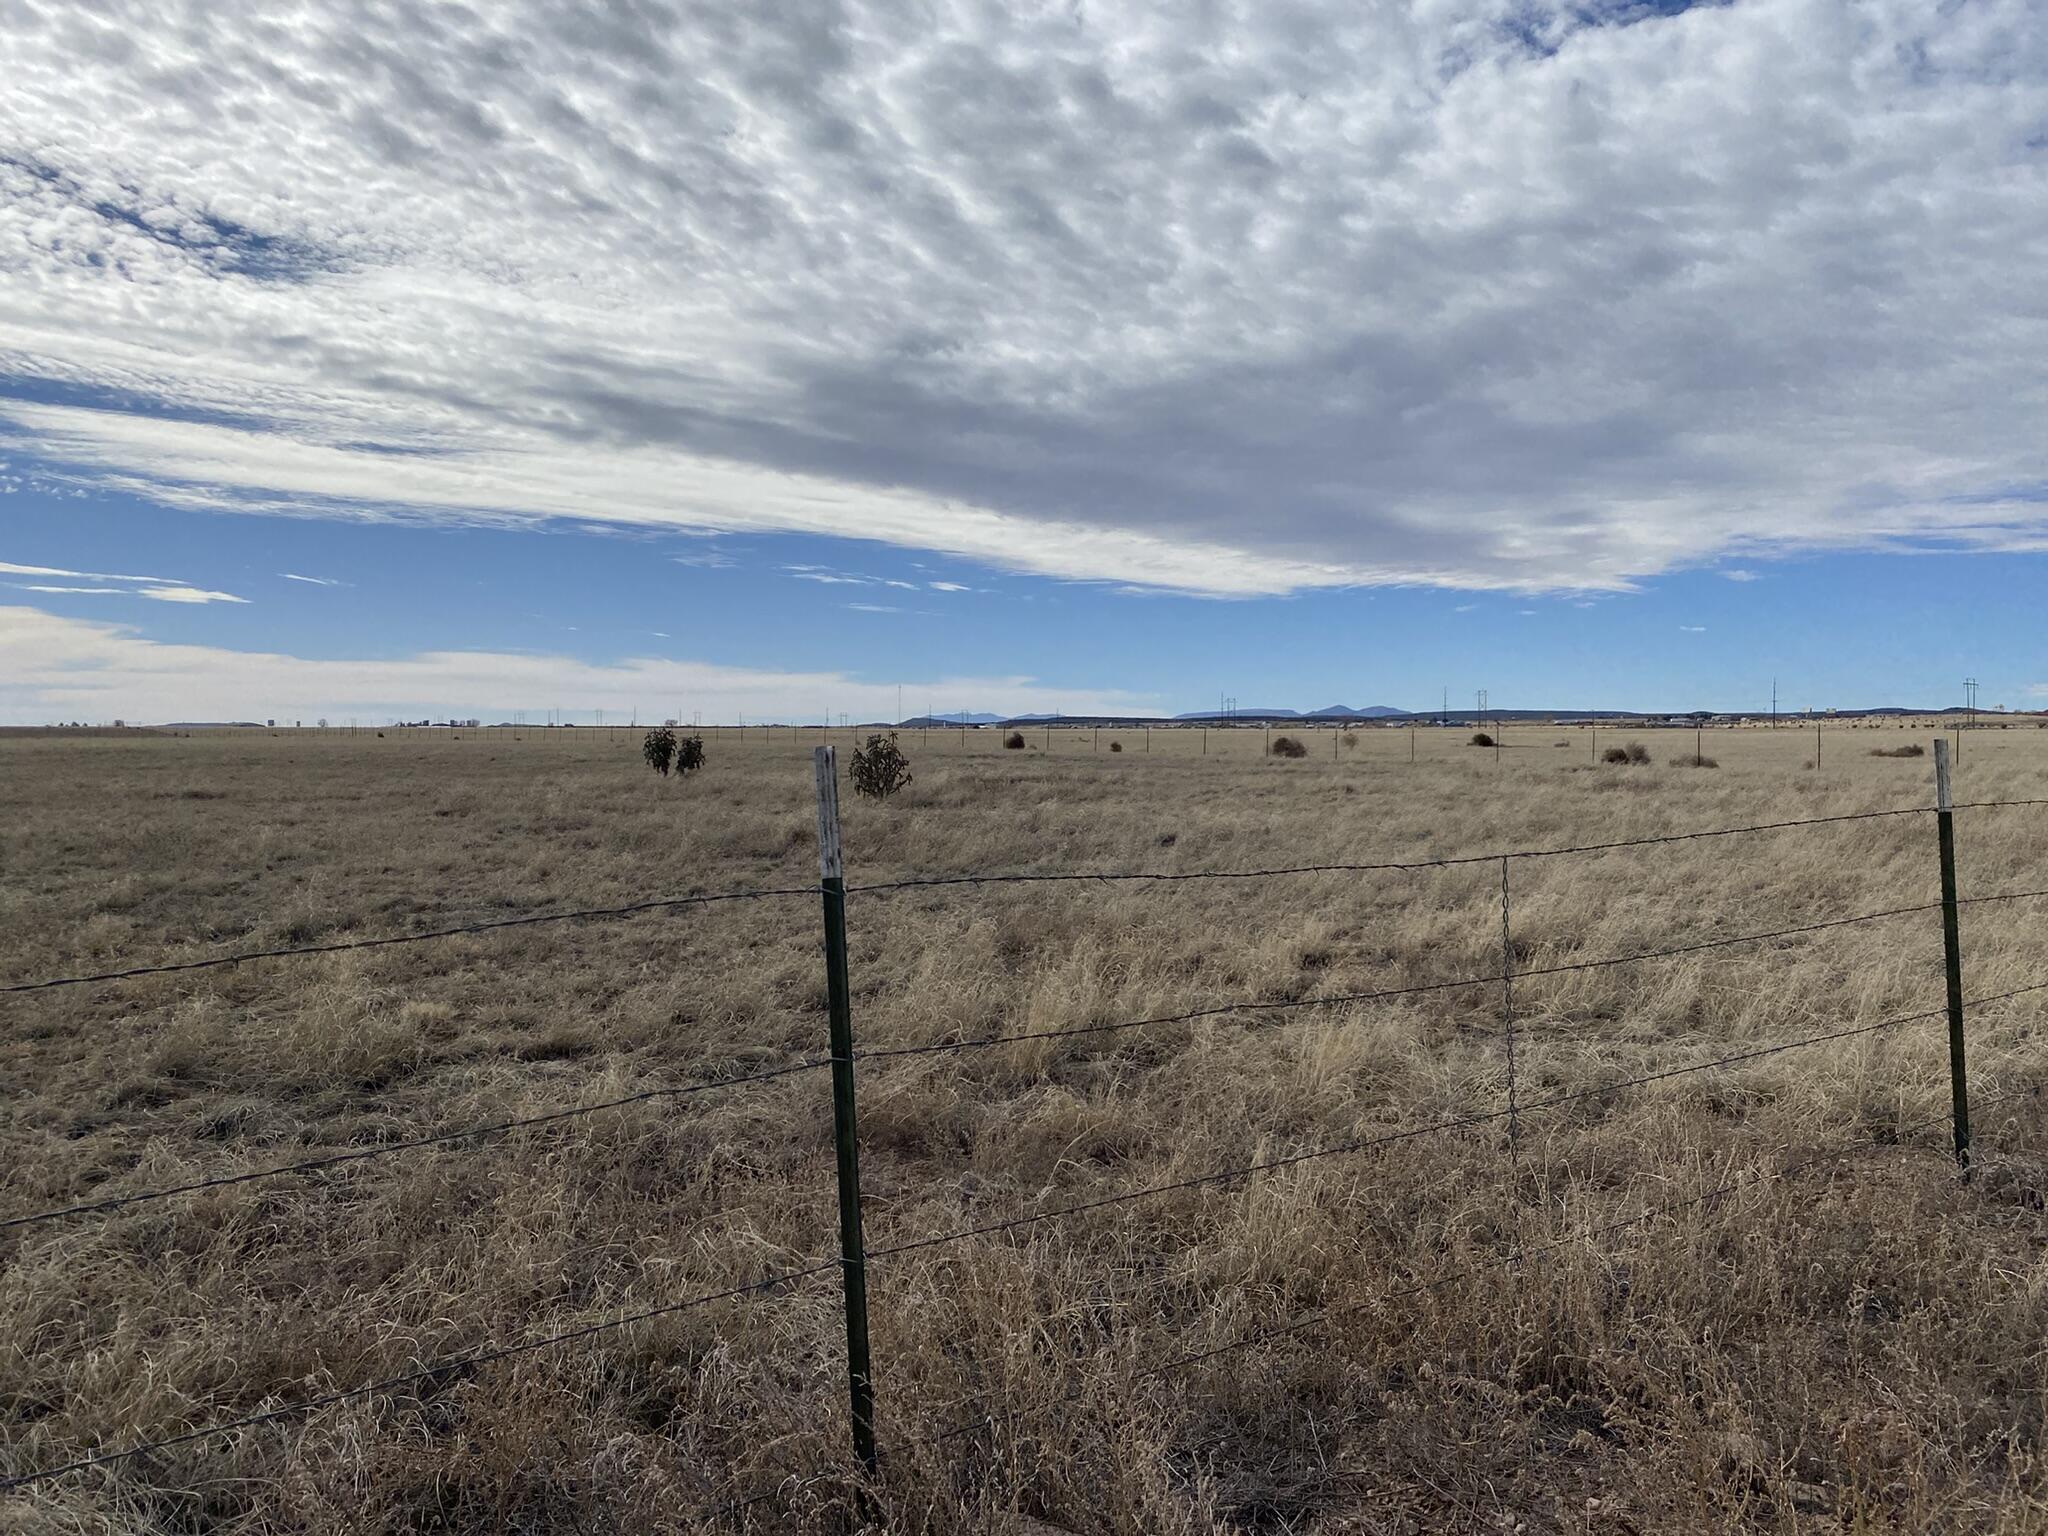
[1933,739,1971,1170]
[813,747,878,1471]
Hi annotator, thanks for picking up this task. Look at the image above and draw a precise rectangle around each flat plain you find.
[5,721,2048,1534]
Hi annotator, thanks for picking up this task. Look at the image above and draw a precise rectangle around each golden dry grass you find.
[4,721,2048,1534]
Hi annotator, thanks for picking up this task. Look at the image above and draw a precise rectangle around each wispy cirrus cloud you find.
[0,560,178,584]
[280,572,345,586]
[138,586,247,605]
[2,558,245,603]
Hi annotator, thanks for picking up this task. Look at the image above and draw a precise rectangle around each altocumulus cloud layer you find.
[3,0,2047,594]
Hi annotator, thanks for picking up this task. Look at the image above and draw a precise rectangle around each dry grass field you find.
[5,721,2048,1534]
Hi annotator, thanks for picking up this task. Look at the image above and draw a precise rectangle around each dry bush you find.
[1670,754,1720,768]
[641,726,677,776]
[1470,731,1495,748]
[676,734,706,775]
[1004,731,1027,749]
[1872,743,1927,758]
[850,732,913,798]
[1269,735,1308,758]
[1109,741,1122,753]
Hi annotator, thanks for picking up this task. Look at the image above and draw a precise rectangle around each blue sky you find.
[5,472,2039,722]
[3,0,2046,722]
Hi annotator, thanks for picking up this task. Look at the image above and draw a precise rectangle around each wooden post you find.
[813,748,878,1472]
[1933,740,1971,1170]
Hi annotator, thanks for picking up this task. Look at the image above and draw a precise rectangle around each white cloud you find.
[280,572,344,586]
[1680,624,1707,632]
[0,605,1158,723]
[928,581,972,592]
[139,586,248,605]
[0,560,177,584]
[4,2,2048,594]
[1719,570,1762,582]
[845,602,904,613]
[14,584,123,594]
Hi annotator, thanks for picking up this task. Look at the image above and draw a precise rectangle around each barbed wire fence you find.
[2,741,2045,1520]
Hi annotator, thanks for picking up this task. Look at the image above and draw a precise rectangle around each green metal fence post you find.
[1933,739,1971,1170]
[813,746,879,1473]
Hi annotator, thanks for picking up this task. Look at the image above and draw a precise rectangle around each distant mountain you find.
[899,712,1005,726]
[1305,704,1407,719]
[1172,707,1303,720]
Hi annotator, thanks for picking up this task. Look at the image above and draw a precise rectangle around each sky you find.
[2,0,2045,723]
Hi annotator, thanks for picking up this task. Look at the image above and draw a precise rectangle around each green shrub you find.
[642,727,677,776]
[676,735,705,775]
[850,733,913,798]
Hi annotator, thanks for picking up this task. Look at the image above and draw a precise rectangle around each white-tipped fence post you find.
[813,747,878,1472]
[1933,739,1971,1170]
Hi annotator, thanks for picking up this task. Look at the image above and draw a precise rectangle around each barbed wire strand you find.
[861,889,2048,1062]
[844,804,2028,898]
[847,799,2048,897]
[1,1056,833,1234]
[865,1003,1969,1262]
[0,1259,840,1492]
[0,884,822,996]
[883,1081,2041,1474]
[8,805,2045,1000]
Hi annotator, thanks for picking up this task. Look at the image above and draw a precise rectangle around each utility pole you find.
[1965,677,1979,732]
